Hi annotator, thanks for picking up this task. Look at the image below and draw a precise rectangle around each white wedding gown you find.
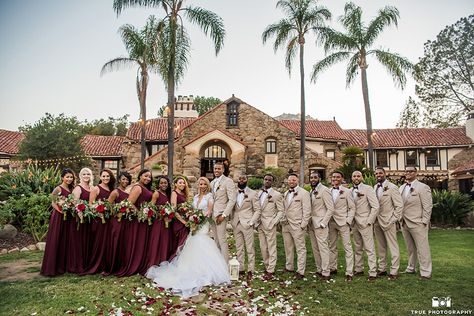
[145,193,230,298]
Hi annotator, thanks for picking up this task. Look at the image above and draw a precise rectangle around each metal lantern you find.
[229,256,240,281]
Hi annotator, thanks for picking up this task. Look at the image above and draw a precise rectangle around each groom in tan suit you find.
[308,171,334,280]
[282,173,311,279]
[254,174,284,279]
[351,171,379,281]
[210,162,236,263]
[231,174,260,279]
[400,167,433,279]
[374,167,403,280]
[328,171,355,282]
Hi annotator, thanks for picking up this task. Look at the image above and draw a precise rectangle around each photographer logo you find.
[432,297,452,308]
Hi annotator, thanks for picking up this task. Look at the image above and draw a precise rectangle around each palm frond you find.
[262,19,295,53]
[119,24,145,57]
[310,51,351,82]
[184,6,225,55]
[340,2,364,41]
[371,49,413,89]
[101,57,138,76]
[276,0,297,17]
[285,37,298,75]
[304,7,332,29]
[113,0,164,16]
[364,6,399,46]
[320,28,358,53]
[345,53,360,87]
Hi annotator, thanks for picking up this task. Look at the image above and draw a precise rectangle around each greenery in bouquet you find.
[177,201,193,216]
[185,207,209,235]
[52,193,75,221]
[138,202,157,225]
[74,200,92,224]
[158,203,175,228]
[90,200,111,224]
[114,199,134,222]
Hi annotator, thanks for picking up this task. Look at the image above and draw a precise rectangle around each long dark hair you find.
[155,175,171,200]
[137,169,152,190]
[99,168,116,191]
[118,171,132,188]
[61,168,75,192]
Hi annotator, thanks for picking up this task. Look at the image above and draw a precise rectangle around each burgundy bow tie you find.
[261,189,268,193]
[406,183,411,187]
[332,187,339,191]
[239,189,245,194]
[289,189,295,193]
[377,183,383,188]
[353,186,359,190]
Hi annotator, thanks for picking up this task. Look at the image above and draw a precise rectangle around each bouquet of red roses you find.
[114,199,134,222]
[185,207,208,235]
[138,202,156,225]
[90,200,110,224]
[177,201,193,216]
[74,200,89,224]
[52,193,75,221]
[158,203,175,228]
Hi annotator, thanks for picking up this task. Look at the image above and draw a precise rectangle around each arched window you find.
[265,138,277,154]
[226,102,239,127]
[204,145,227,158]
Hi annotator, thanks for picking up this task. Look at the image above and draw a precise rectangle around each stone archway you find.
[200,141,231,179]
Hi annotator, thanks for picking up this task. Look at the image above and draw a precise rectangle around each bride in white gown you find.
[145,177,230,298]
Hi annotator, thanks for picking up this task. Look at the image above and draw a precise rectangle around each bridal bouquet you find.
[177,201,193,216]
[185,207,208,235]
[114,199,134,222]
[90,200,110,224]
[138,202,157,225]
[74,200,89,224]
[158,203,175,228]
[52,193,75,221]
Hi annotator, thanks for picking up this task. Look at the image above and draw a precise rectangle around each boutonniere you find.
[216,186,220,192]
[339,190,344,195]
[410,187,414,193]
[294,192,298,197]
[383,186,388,192]
[313,191,318,196]
[268,195,272,200]
[357,192,365,197]
[244,194,248,199]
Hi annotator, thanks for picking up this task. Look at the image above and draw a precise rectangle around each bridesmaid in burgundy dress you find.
[71,167,93,274]
[41,168,75,276]
[82,168,115,274]
[103,171,131,275]
[145,176,172,268]
[169,176,190,260]
[115,169,153,276]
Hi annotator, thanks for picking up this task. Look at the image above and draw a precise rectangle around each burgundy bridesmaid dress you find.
[102,188,128,275]
[41,186,70,276]
[82,186,110,274]
[169,191,189,260]
[144,191,171,269]
[114,184,153,277]
[65,186,87,274]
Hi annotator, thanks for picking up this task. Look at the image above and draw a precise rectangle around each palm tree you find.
[101,16,162,169]
[311,2,412,169]
[113,0,225,179]
[262,0,331,185]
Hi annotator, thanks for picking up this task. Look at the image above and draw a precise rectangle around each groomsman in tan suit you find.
[373,167,403,280]
[231,174,260,279]
[328,171,356,282]
[351,171,379,281]
[400,167,433,279]
[307,171,334,280]
[282,173,311,279]
[210,162,236,263]
[254,174,284,279]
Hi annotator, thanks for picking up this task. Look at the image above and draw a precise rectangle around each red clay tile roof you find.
[126,118,196,141]
[279,120,348,141]
[0,129,25,155]
[80,135,124,157]
[345,127,472,148]
[452,160,474,175]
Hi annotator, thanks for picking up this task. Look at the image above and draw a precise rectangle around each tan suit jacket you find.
[254,188,284,230]
[310,183,334,228]
[283,186,311,230]
[374,180,404,230]
[332,186,355,226]
[211,175,236,218]
[352,183,379,228]
[399,179,432,228]
[232,187,261,229]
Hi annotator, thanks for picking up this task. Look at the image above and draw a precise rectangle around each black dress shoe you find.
[246,271,253,280]
[368,276,377,282]
[321,275,330,281]
[264,272,274,280]
[284,268,294,273]
[345,275,353,282]
[354,271,364,276]
[420,275,432,280]
[239,271,246,277]
[388,274,398,280]
[330,269,337,275]
[377,271,387,277]
[295,273,304,280]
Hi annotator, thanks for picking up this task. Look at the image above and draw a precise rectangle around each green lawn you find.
[0,229,473,315]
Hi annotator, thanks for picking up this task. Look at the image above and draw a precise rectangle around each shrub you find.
[0,202,13,228]
[432,190,473,226]
[247,177,263,190]
[258,166,287,188]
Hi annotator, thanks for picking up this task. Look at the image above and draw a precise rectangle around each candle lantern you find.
[229,256,240,281]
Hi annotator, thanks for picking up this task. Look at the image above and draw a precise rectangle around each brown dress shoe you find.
[316,272,322,277]
[246,271,253,280]
[284,268,294,273]
[239,271,246,277]
[321,275,330,281]
[264,272,274,280]
[330,269,337,275]
[377,271,387,277]
[295,273,304,280]
[345,275,353,282]
[420,275,431,280]
[388,274,398,280]
[368,276,377,282]
[354,271,364,276]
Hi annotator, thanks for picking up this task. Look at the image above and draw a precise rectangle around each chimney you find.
[466,111,474,142]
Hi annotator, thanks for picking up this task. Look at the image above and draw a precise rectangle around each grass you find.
[0,229,473,315]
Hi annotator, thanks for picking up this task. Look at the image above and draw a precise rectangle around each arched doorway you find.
[200,143,230,179]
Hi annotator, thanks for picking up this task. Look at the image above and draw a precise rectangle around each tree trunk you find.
[299,42,306,186]
[360,66,374,169]
[140,72,148,170]
[167,18,177,180]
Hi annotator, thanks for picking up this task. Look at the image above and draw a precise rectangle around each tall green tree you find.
[194,96,221,115]
[311,2,412,169]
[263,0,331,185]
[18,113,89,170]
[396,97,421,128]
[82,115,130,136]
[113,0,225,179]
[101,17,162,169]
[412,14,473,127]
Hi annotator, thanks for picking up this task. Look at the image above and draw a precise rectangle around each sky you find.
[0,0,472,132]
